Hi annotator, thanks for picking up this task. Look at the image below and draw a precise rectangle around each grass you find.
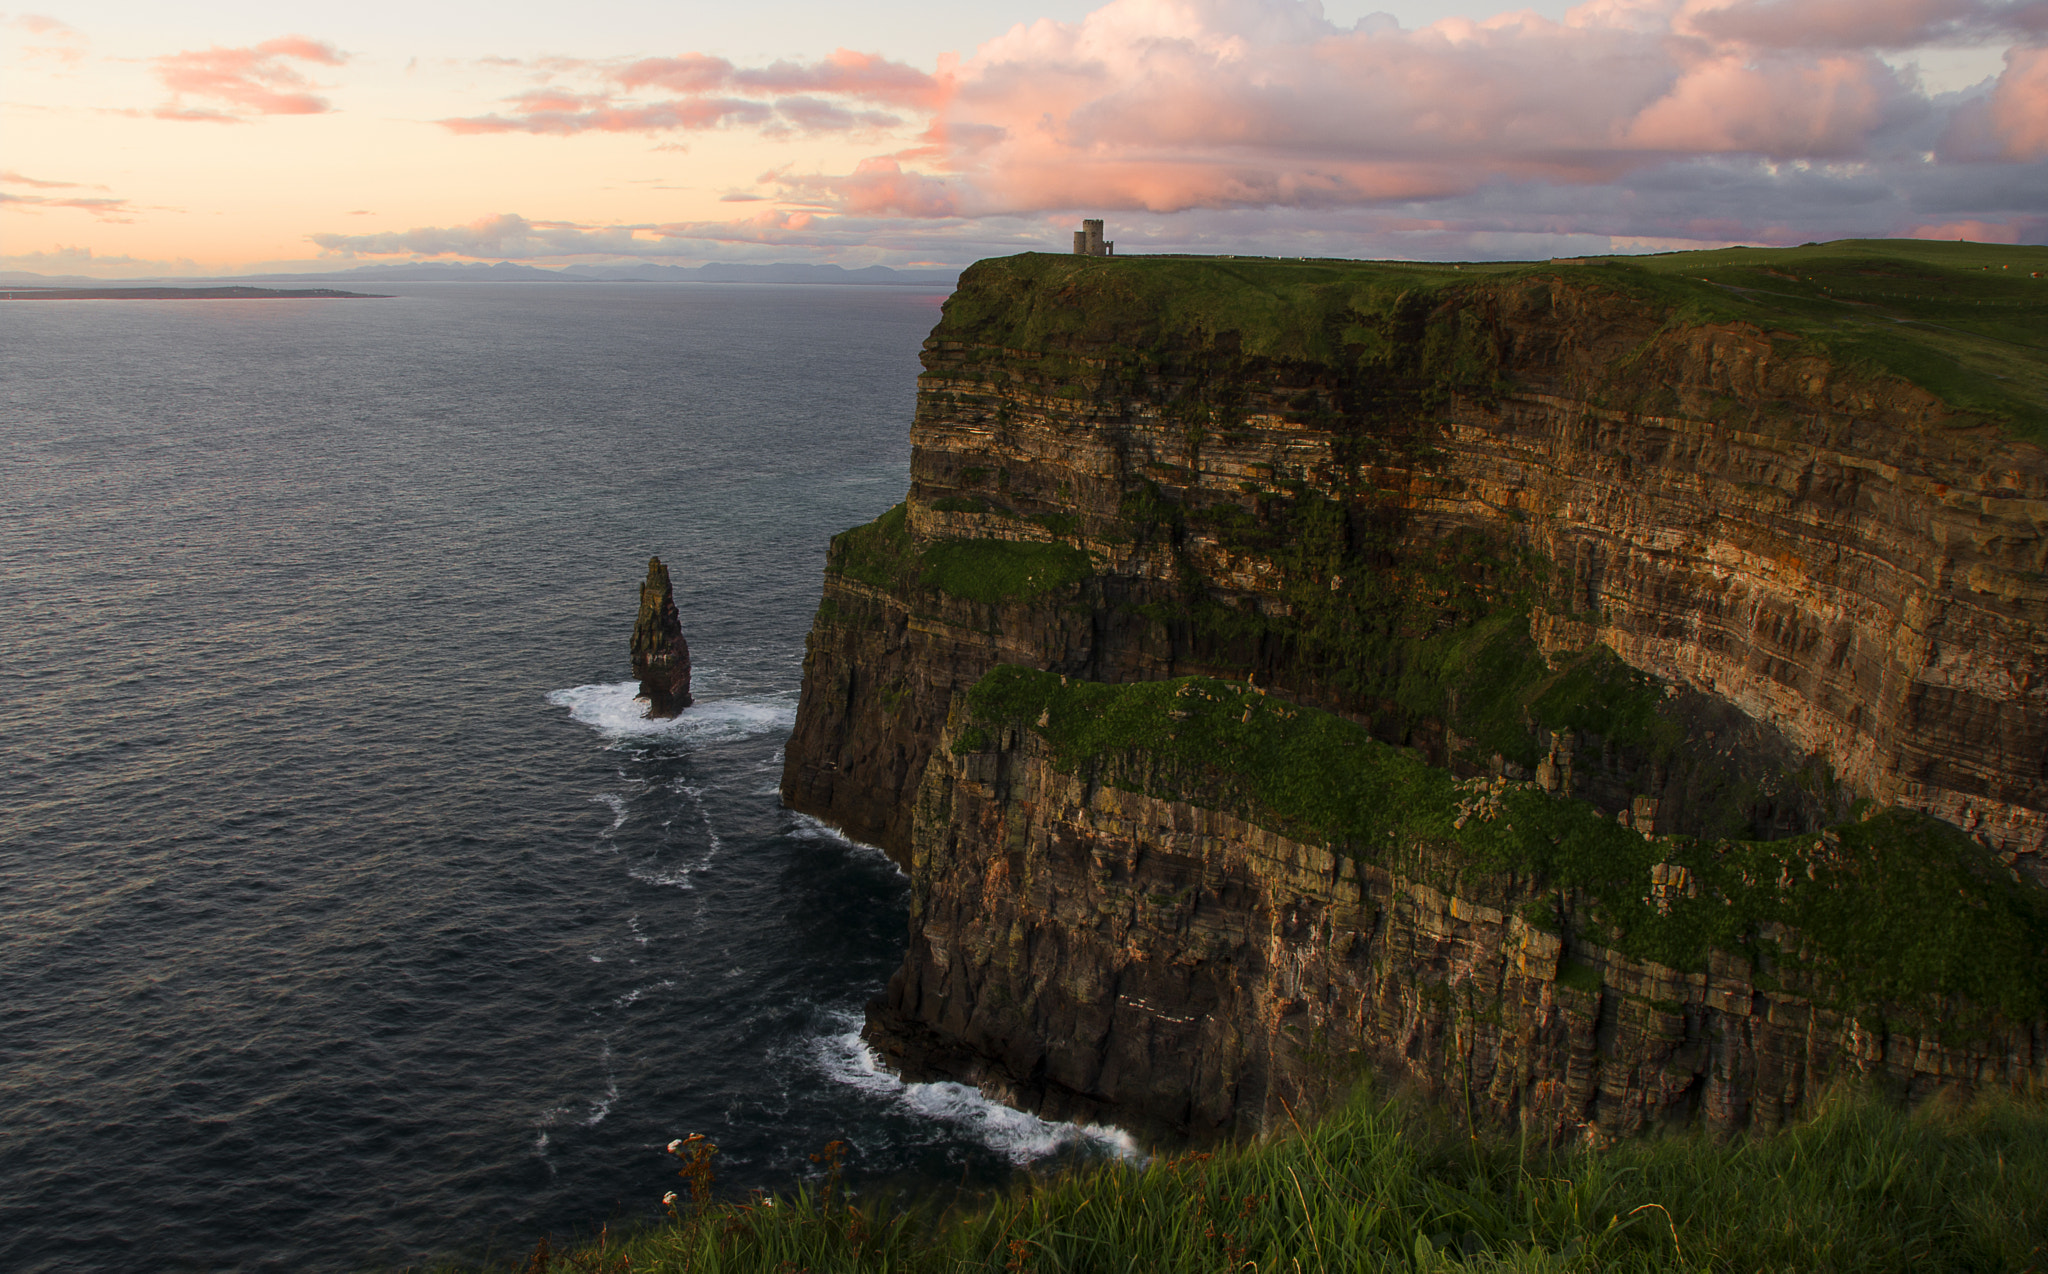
[960,666,2048,1029]
[429,1084,2048,1273]
[919,539,1093,606]
[931,240,2048,445]
[826,503,1095,605]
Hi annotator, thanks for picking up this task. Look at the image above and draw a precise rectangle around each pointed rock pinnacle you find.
[632,556,692,718]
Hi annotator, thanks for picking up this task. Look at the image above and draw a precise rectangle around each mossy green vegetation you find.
[962,666,2048,1028]
[1115,475,1674,775]
[826,504,1095,605]
[919,539,1093,606]
[936,239,2048,443]
[444,1085,2048,1273]
[828,501,914,591]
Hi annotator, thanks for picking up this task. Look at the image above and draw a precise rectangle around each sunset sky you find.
[5,0,2045,276]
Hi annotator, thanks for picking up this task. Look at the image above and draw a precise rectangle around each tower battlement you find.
[1071,219,1113,256]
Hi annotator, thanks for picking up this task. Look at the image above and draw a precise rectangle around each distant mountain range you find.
[0,261,961,287]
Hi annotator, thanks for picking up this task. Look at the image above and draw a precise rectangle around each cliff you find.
[782,241,2048,1138]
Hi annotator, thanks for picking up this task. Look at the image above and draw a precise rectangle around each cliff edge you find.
[783,241,2048,1139]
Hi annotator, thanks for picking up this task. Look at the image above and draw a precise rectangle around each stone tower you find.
[1071,219,1113,256]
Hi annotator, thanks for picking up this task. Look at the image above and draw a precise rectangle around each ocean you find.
[0,282,1131,1273]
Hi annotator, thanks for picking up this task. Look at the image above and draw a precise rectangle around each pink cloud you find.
[731,49,947,109]
[1623,53,1912,156]
[774,158,961,216]
[0,191,135,221]
[442,47,941,137]
[2,170,88,189]
[615,54,738,94]
[1986,44,2048,158]
[10,12,87,62]
[151,36,347,120]
[1908,215,2044,240]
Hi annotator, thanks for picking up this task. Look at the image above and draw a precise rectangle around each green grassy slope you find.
[430,1086,2048,1274]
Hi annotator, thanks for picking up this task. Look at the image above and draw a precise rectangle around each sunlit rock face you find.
[782,252,2048,1138]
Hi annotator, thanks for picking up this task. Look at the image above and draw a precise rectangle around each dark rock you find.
[631,556,692,717]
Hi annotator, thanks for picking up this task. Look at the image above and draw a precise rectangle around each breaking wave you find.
[786,812,903,876]
[813,1021,1142,1166]
[548,680,796,743]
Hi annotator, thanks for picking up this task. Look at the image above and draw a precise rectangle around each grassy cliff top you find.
[935,239,2048,445]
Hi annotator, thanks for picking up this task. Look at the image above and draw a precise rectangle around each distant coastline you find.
[0,261,962,290]
[1,286,385,301]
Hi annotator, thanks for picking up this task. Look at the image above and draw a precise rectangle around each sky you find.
[4,0,2045,276]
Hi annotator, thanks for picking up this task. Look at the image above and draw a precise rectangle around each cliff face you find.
[867,704,2047,1142]
[782,249,2048,1137]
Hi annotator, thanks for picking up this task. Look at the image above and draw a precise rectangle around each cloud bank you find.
[342,0,2048,263]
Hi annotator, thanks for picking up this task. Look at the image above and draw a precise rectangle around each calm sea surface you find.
[0,283,1128,1274]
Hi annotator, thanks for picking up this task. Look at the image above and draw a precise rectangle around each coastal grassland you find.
[430,1085,2048,1273]
[826,503,1093,605]
[934,239,2048,444]
[961,667,2048,1030]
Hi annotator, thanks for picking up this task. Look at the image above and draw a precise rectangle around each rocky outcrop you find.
[782,251,2048,1138]
[632,556,692,717]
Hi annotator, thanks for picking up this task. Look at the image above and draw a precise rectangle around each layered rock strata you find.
[632,555,692,717]
[867,712,2047,1142]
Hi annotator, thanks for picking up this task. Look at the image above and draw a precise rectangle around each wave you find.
[813,1022,1141,1166]
[786,812,903,876]
[547,680,796,743]
[628,864,695,890]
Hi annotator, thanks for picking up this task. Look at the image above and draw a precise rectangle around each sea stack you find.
[631,556,692,717]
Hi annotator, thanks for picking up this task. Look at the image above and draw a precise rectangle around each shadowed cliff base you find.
[438,1083,2048,1273]
[866,667,2048,1145]
[781,239,2048,1144]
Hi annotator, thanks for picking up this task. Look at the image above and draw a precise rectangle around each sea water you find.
[0,282,1134,1274]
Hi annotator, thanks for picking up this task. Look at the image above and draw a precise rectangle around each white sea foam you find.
[547,680,796,743]
[587,1074,620,1127]
[813,1023,1142,1166]
[631,864,697,890]
[787,812,904,876]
